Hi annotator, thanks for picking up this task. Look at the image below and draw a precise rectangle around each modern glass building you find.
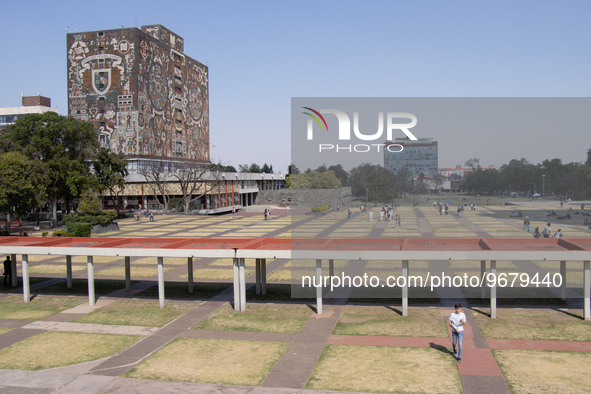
[384,137,438,177]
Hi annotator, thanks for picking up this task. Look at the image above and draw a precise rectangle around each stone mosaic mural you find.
[67,25,209,162]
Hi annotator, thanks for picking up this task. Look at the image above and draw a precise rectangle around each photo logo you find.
[304,108,417,153]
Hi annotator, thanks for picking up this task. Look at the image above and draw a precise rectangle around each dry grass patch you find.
[533,260,584,270]
[178,268,253,280]
[195,303,311,333]
[266,270,292,282]
[307,345,461,393]
[71,256,122,264]
[96,266,174,278]
[132,257,196,266]
[334,306,447,337]
[25,264,86,275]
[126,338,287,385]
[474,308,591,341]
[74,300,195,327]
[0,328,13,335]
[206,258,257,267]
[494,349,591,394]
[0,331,139,370]
[0,295,84,320]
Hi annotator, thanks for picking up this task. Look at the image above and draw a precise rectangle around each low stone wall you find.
[256,187,352,208]
[91,222,120,234]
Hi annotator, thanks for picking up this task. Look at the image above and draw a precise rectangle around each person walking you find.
[232,206,236,218]
[264,209,268,220]
[347,209,351,219]
[369,210,373,222]
[543,223,552,238]
[524,216,531,233]
[553,229,563,238]
[3,256,12,287]
[397,214,401,228]
[286,206,290,214]
[449,303,466,363]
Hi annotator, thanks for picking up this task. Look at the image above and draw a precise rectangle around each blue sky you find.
[1,0,589,173]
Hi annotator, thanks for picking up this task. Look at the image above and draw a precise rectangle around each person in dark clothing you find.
[3,256,12,286]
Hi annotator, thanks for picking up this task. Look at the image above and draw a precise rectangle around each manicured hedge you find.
[311,204,332,213]
[62,211,117,226]
[65,222,93,237]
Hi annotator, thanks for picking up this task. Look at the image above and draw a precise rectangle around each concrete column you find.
[480,260,486,299]
[125,257,131,291]
[255,258,261,295]
[328,259,335,295]
[239,258,246,312]
[157,257,165,309]
[490,260,497,319]
[22,254,29,303]
[233,258,240,311]
[87,256,95,306]
[402,260,409,317]
[66,255,72,288]
[584,260,590,321]
[10,254,17,287]
[316,259,323,315]
[560,260,566,300]
[188,258,194,294]
[261,259,267,295]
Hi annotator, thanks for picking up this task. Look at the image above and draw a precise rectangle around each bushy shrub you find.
[118,212,135,219]
[65,222,93,237]
[52,230,75,237]
[311,204,332,213]
[0,230,10,236]
[62,211,117,226]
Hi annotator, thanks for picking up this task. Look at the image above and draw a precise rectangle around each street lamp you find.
[542,174,545,198]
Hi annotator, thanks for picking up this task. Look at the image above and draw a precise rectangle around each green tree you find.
[239,163,261,173]
[3,113,98,227]
[349,164,395,205]
[288,164,300,175]
[0,151,46,231]
[92,151,128,214]
[328,164,349,186]
[290,171,341,189]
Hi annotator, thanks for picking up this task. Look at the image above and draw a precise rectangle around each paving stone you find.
[0,370,76,389]
[21,321,158,336]
[53,374,114,394]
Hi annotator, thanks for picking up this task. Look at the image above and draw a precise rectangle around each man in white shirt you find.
[448,303,466,363]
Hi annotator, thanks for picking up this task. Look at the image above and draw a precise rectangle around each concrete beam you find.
[316,259,322,315]
[233,258,240,312]
[157,257,164,309]
[125,257,131,291]
[22,254,29,303]
[584,260,590,321]
[87,256,95,306]
[239,258,246,312]
[490,260,496,319]
[402,260,409,317]
[188,257,193,294]
[66,255,72,288]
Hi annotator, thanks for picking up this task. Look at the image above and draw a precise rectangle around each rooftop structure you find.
[0,95,57,131]
[384,137,438,177]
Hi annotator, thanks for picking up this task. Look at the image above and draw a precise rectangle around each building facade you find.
[0,95,57,132]
[67,25,209,166]
[384,137,438,177]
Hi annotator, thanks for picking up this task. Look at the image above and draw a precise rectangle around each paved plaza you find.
[1,198,591,393]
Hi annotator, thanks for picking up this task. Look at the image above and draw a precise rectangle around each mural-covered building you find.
[67,24,209,168]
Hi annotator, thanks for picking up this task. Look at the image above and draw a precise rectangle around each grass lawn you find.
[23,264,86,275]
[0,331,139,370]
[96,266,174,278]
[473,308,591,341]
[195,303,311,333]
[0,328,13,335]
[245,284,311,302]
[74,300,195,327]
[206,258,257,267]
[0,295,84,320]
[334,306,448,337]
[307,345,462,393]
[178,268,253,280]
[0,277,53,292]
[40,279,137,295]
[132,257,197,266]
[126,337,288,386]
[136,282,231,299]
[493,349,591,394]
[71,256,122,264]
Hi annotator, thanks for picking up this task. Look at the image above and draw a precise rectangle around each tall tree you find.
[464,158,481,171]
[288,164,300,175]
[140,161,172,212]
[3,113,98,227]
[328,164,349,186]
[171,162,219,213]
[349,163,395,205]
[92,151,128,214]
[0,151,46,231]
